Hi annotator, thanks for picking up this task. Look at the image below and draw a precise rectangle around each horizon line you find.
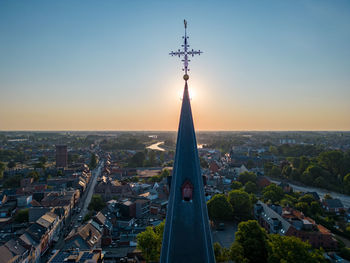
[1,129,350,133]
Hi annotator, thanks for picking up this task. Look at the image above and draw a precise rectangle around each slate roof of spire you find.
[160,82,215,263]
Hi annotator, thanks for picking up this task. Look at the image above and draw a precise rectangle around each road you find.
[81,161,103,218]
[269,177,350,209]
[46,161,104,258]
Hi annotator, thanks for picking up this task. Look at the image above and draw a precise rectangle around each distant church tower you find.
[160,20,215,263]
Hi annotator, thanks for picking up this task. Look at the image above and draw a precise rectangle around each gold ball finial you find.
[183,74,189,81]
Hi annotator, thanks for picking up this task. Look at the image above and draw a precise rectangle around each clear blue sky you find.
[1,0,349,130]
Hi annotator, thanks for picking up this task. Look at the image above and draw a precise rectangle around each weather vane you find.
[170,20,202,81]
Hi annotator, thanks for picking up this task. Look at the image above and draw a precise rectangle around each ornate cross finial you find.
[170,20,202,81]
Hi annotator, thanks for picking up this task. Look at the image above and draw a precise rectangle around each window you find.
[182,180,193,202]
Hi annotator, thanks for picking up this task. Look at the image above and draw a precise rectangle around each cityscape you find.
[1,1,350,263]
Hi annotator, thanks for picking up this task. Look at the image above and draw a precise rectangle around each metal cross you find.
[170,20,202,80]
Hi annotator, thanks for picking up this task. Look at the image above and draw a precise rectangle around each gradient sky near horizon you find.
[1,0,350,131]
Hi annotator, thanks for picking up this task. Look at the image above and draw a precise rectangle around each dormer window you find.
[182,180,193,202]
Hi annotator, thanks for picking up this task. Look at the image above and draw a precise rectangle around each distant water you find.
[147,141,205,151]
[147,141,165,151]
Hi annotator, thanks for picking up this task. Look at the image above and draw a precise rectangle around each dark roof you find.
[324,198,344,208]
[160,82,215,262]
[26,223,47,242]
[256,201,291,234]
[5,239,27,256]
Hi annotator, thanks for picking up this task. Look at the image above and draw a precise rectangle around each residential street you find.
[44,161,103,260]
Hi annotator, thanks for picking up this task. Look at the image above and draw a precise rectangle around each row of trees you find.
[207,189,255,221]
[127,150,164,168]
[136,220,326,263]
[215,220,326,263]
[265,150,350,193]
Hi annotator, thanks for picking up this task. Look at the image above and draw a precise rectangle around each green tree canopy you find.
[28,170,39,181]
[269,166,281,178]
[15,209,29,223]
[136,222,164,263]
[207,194,233,221]
[244,181,258,194]
[128,152,145,167]
[89,153,98,169]
[268,234,326,263]
[231,181,243,190]
[230,220,269,263]
[262,184,284,203]
[228,190,252,220]
[213,242,230,263]
[88,194,106,212]
[238,172,257,185]
[344,173,350,194]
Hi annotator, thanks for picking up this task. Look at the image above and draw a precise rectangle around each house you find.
[254,201,337,249]
[0,239,30,263]
[322,198,345,214]
[64,221,102,250]
[209,161,220,173]
[256,176,271,188]
[95,176,133,200]
[48,249,103,263]
[36,212,60,244]
[139,189,158,200]
[94,212,113,246]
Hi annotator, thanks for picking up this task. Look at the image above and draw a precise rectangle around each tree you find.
[136,222,164,263]
[281,165,292,178]
[298,156,310,174]
[88,194,105,212]
[89,153,97,169]
[207,194,233,220]
[28,170,39,181]
[290,168,301,181]
[129,152,145,167]
[268,166,281,178]
[230,220,269,263]
[268,234,326,263]
[318,150,344,177]
[324,193,332,200]
[262,184,284,203]
[15,209,29,223]
[344,173,350,193]
[301,165,324,185]
[231,181,243,190]
[228,190,252,220]
[0,162,5,179]
[238,172,257,185]
[298,194,315,204]
[310,201,322,215]
[213,242,230,262]
[295,202,309,214]
[136,227,159,263]
[83,211,93,222]
[244,181,258,194]
[144,150,157,167]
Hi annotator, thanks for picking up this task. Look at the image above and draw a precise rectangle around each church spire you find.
[161,21,215,263]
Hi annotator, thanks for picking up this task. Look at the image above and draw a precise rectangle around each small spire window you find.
[182,180,193,202]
